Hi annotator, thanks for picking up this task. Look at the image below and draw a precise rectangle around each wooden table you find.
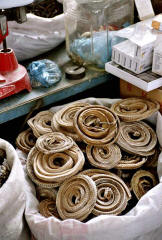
[0,44,111,124]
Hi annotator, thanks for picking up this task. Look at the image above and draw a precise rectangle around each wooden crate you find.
[120,79,162,113]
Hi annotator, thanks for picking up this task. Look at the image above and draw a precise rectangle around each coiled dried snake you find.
[39,199,60,219]
[116,152,148,169]
[26,145,85,188]
[80,169,131,216]
[51,102,89,141]
[111,98,160,122]
[80,168,114,177]
[91,173,131,216]
[28,111,54,138]
[16,128,36,153]
[74,105,120,146]
[86,144,121,170]
[117,121,157,156]
[131,170,158,200]
[35,132,74,154]
[36,186,57,201]
[56,175,97,221]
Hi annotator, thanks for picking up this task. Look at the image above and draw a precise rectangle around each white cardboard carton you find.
[112,40,153,74]
[152,35,162,76]
[152,50,162,76]
[135,0,155,21]
[105,61,162,91]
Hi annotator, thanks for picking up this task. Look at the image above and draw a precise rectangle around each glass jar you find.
[63,0,134,69]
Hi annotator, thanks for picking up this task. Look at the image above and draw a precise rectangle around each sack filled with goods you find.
[26,0,63,18]
[0,138,30,240]
[16,97,162,240]
[2,0,65,61]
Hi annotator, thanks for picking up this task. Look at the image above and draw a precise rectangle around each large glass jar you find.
[63,0,134,69]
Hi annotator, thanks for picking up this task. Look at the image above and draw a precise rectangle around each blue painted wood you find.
[0,45,111,124]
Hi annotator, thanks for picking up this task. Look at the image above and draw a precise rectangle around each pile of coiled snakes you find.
[16,98,160,221]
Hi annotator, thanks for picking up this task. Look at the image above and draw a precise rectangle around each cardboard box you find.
[135,0,155,20]
[120,79,162,113]
[152,49,162,76]
[152,35,162,76]
[112,40,153,74]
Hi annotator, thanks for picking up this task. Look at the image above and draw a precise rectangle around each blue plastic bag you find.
[27,59,62,88]
[70,30,126,68]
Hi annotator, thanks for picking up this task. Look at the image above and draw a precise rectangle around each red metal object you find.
[0,49,32,100]
[0,15,31,100]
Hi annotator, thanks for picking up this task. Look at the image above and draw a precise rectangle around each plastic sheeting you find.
[70,31,125,68]
[2,13,65,61]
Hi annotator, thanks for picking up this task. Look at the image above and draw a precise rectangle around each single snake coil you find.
[111,98,160,122]
[145,148,160,168]
[117,121,157,156]
[35,132,74,154]
[56,175,97,221]
[73,105,120,145]
[16,128,37,153]
[116,152,148,169]
[39,199,60,218]
[28,111,54,138]
[80,169,131,215]
[91,173,131,216]
[131,170,157,200]
[52,102,89,141]
[86,144,121,170]
[26,145,85,188]
[36,186,57,201]
[80,168,115,177]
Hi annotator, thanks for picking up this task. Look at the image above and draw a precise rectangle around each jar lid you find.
[75,0,109,10]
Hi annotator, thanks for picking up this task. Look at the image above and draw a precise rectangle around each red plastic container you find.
[0,49,31,99]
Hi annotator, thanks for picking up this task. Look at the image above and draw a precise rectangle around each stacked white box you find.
[112,38,155,74]
[152,35,162,76]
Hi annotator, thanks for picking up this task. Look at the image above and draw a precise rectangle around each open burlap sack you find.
[0,138,30,240]
[18,98,162,240]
